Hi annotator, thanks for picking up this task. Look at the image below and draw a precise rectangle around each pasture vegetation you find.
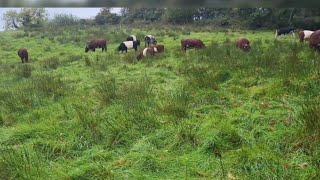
[0,25,320,179]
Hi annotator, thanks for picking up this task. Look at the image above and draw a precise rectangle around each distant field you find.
[0,26,319,179]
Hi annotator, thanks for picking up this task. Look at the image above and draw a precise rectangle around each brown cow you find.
[236,37,251,52]
[298,30,314,42]
[17,48,29,63]
[309,30,320,51]
[85,39,107,52]
[149,44,165,53]
[137,44,165,61]
[181,39,206,52]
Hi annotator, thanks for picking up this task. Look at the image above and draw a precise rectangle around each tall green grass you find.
[0,26,320,179]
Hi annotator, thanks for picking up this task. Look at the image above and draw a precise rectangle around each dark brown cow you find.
[236,37,251,52]
[309,30,320,51]
[17,48,29,63]
[181,39,206,52]
[137,44,165,61]
[85,39,107,52]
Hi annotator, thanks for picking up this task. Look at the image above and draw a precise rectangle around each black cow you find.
[275,27,295,38]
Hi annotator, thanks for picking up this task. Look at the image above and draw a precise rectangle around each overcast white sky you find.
[0,8,122,31]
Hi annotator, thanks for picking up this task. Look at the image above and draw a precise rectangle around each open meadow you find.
[0,25,320,179]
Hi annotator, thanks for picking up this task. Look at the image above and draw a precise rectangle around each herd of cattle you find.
[17,28,320,63]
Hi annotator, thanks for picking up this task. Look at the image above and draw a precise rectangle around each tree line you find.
[3,8,320,30]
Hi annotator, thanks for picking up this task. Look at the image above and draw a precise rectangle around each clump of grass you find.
[95,75,117,105]
[73,103,103,144]
[180,64,221,89]
[299,100,320,135]
[0,146,47,179]
[279,52,302,78]
[31,73,68,100]
[233,146,288,179]
[121,52,137,64]
[173,121,199,149]
[67,162,114,179]
[84,56,92,66]
[16,63,32,78]
[160,86,192,121]
[42,57,60,70]
[66,53,82,63]
[134,153,163,172]
[167,31,179,40]
[33,140,70,160]
[0,83,34,112]
[224,37,231,44]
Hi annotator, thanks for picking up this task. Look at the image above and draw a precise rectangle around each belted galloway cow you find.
[298,30,314,42]
[137,44,165,60]
[117,40,141,52]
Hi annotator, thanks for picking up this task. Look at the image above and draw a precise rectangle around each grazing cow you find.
[144,35,157,47]
[137,44,165,61]
[275,27,295,38]
[17,48,29,63]
[309,30,320,51]
[298,30,314,42]
[181,39,206,52]
[236,37,251,52]
[117,40,141,52]
[126,35,137,41]
[85,39,107,52]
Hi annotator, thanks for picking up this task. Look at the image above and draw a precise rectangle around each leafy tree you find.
[121,8,165,23]
[3,8,48,30]
[49,14,80,27]
[162,8,198,24]
[95,8,121,25]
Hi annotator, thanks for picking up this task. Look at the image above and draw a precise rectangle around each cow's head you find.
[243,43,251,51]
[137,52,144,61]
[85,46,89,53]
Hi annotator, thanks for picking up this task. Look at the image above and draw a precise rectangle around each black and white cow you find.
[144,35,157,47]
[275,27,295,38]
[117,40,141,52]
[126,35,137,41]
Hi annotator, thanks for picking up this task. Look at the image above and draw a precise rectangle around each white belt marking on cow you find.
[143,48,148,56]
[123,41,134,49]
[303,30,314,39]
[154,47,158,52]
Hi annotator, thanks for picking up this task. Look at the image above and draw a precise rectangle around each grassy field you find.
[0,25,320,179]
